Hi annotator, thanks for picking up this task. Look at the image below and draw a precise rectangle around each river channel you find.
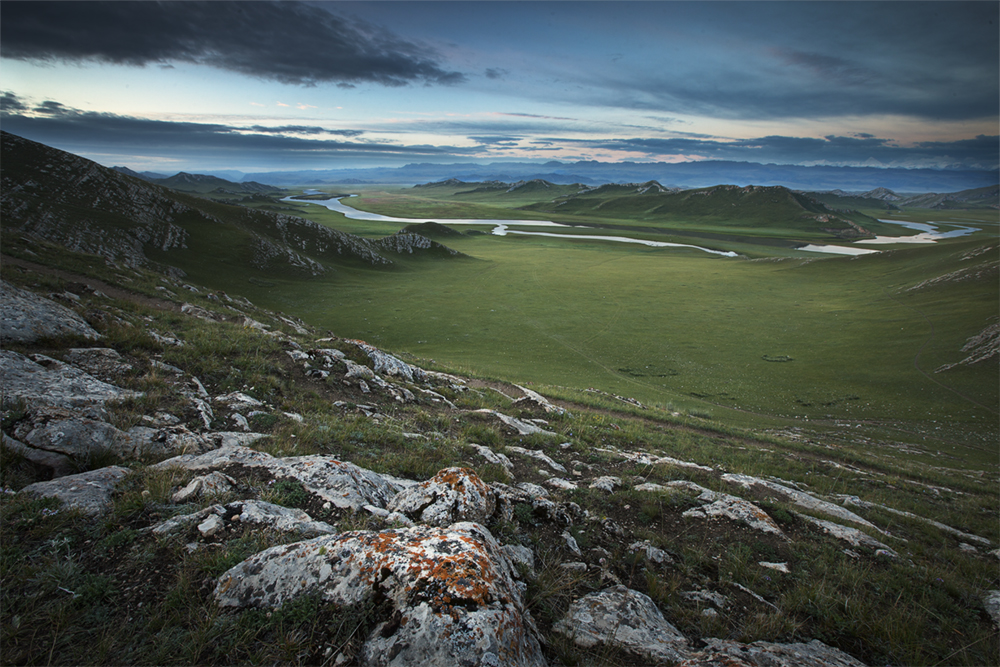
[285,195,739,257]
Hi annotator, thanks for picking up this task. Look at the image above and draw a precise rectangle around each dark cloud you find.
[0,97,473,163]
[0,1,465,87]
[770,49,876,87]
[0,90,28,112]
[484,68,508,80]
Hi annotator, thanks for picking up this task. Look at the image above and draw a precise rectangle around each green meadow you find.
[206,187,998,465]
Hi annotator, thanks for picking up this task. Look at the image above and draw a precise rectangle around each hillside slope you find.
[1,132,467,281]
[0,242,997,666]
[522,183,878,238]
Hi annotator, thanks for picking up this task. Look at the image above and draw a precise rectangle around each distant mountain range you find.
[178,159,1000,193]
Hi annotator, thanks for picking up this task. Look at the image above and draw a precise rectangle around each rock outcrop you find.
[215,522,546,666]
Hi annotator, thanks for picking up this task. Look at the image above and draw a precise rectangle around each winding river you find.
[285,195,739,257]
[800,219,978,255]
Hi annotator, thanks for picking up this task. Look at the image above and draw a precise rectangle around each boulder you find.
[387,467,496,527]
[152,499,335,538]
[20,465,130,516]
[795,513,897,556]
[352,340,427,383]
[0,280,100,343]
[722,473,886,534]
[1,433,74,476]
[1,350,140,410]
[553,585,688,663]
[681,494,785,537]
[506,445,567,473]
[152,444,404,510]
[215,522,545,667]
[676,638,867,667]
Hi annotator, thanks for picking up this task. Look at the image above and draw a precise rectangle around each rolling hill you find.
[0,132,461,283]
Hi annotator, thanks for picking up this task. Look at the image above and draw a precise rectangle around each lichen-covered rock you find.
[215,522,545,667]
[1,350,140,410]
[387,467,496,527]
[19,416,124,459]
[152,444,404,510]
[0,280,101,343]
[553,585,688,663]
[20,466,130,516]
[675,638,867,667]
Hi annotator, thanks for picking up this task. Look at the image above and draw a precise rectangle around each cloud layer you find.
[0,1,464,86]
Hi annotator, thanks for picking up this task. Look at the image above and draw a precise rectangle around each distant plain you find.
[200,184,1000,467]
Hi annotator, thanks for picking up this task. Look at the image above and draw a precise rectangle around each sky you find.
[1,1,997,174]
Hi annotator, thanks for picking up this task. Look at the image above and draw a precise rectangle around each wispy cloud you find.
[0,1,466,87]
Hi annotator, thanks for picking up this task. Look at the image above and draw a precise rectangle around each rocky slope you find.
[1,250,997,666]
[0,132,462,280]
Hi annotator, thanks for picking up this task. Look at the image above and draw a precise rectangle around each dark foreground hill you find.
[1,132,461,283]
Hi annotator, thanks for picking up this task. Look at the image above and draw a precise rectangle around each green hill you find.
[523,183,881,238]
[0,132,456,287]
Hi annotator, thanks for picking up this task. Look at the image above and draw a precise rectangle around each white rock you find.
[553,585,688,663]
[562,531,583,556]
[589,476,621,493]
[198,514,224,537]
[507,445,567,473]
[758,561,790,573]
[795,513,897,556]
[984,590,1000,629]
[387,467,496,527]
[0,280,100,343]
[545,477,578,491]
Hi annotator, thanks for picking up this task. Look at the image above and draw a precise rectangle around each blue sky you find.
[1,1,997,173]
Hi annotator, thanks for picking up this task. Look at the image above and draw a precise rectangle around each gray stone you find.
[353,341,427,383]
[676,638,867,667]
[503,544,535,573]
[467,443,514,471]
[152,444,403,510]
[682,494,785,537]
[2,433,75,476]
[215,522,545,667]
[1,350,140,410]
[507,445,567,473]
[387,467,496,527]
[474,410,558,437]
[722,473,886,534]
[795,512,897,556]
[153,499,335,538]
[590,476,621,493]
[553,585,688,663]
[984,590,1000,629]
[198,513,224,537]
[62,348,132,378]
[628,540,672,565]
[21,416,124,459]
[20,466,130,516]
[171,471,236,503]
[512,384,569,415]
[0,280,100,343]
